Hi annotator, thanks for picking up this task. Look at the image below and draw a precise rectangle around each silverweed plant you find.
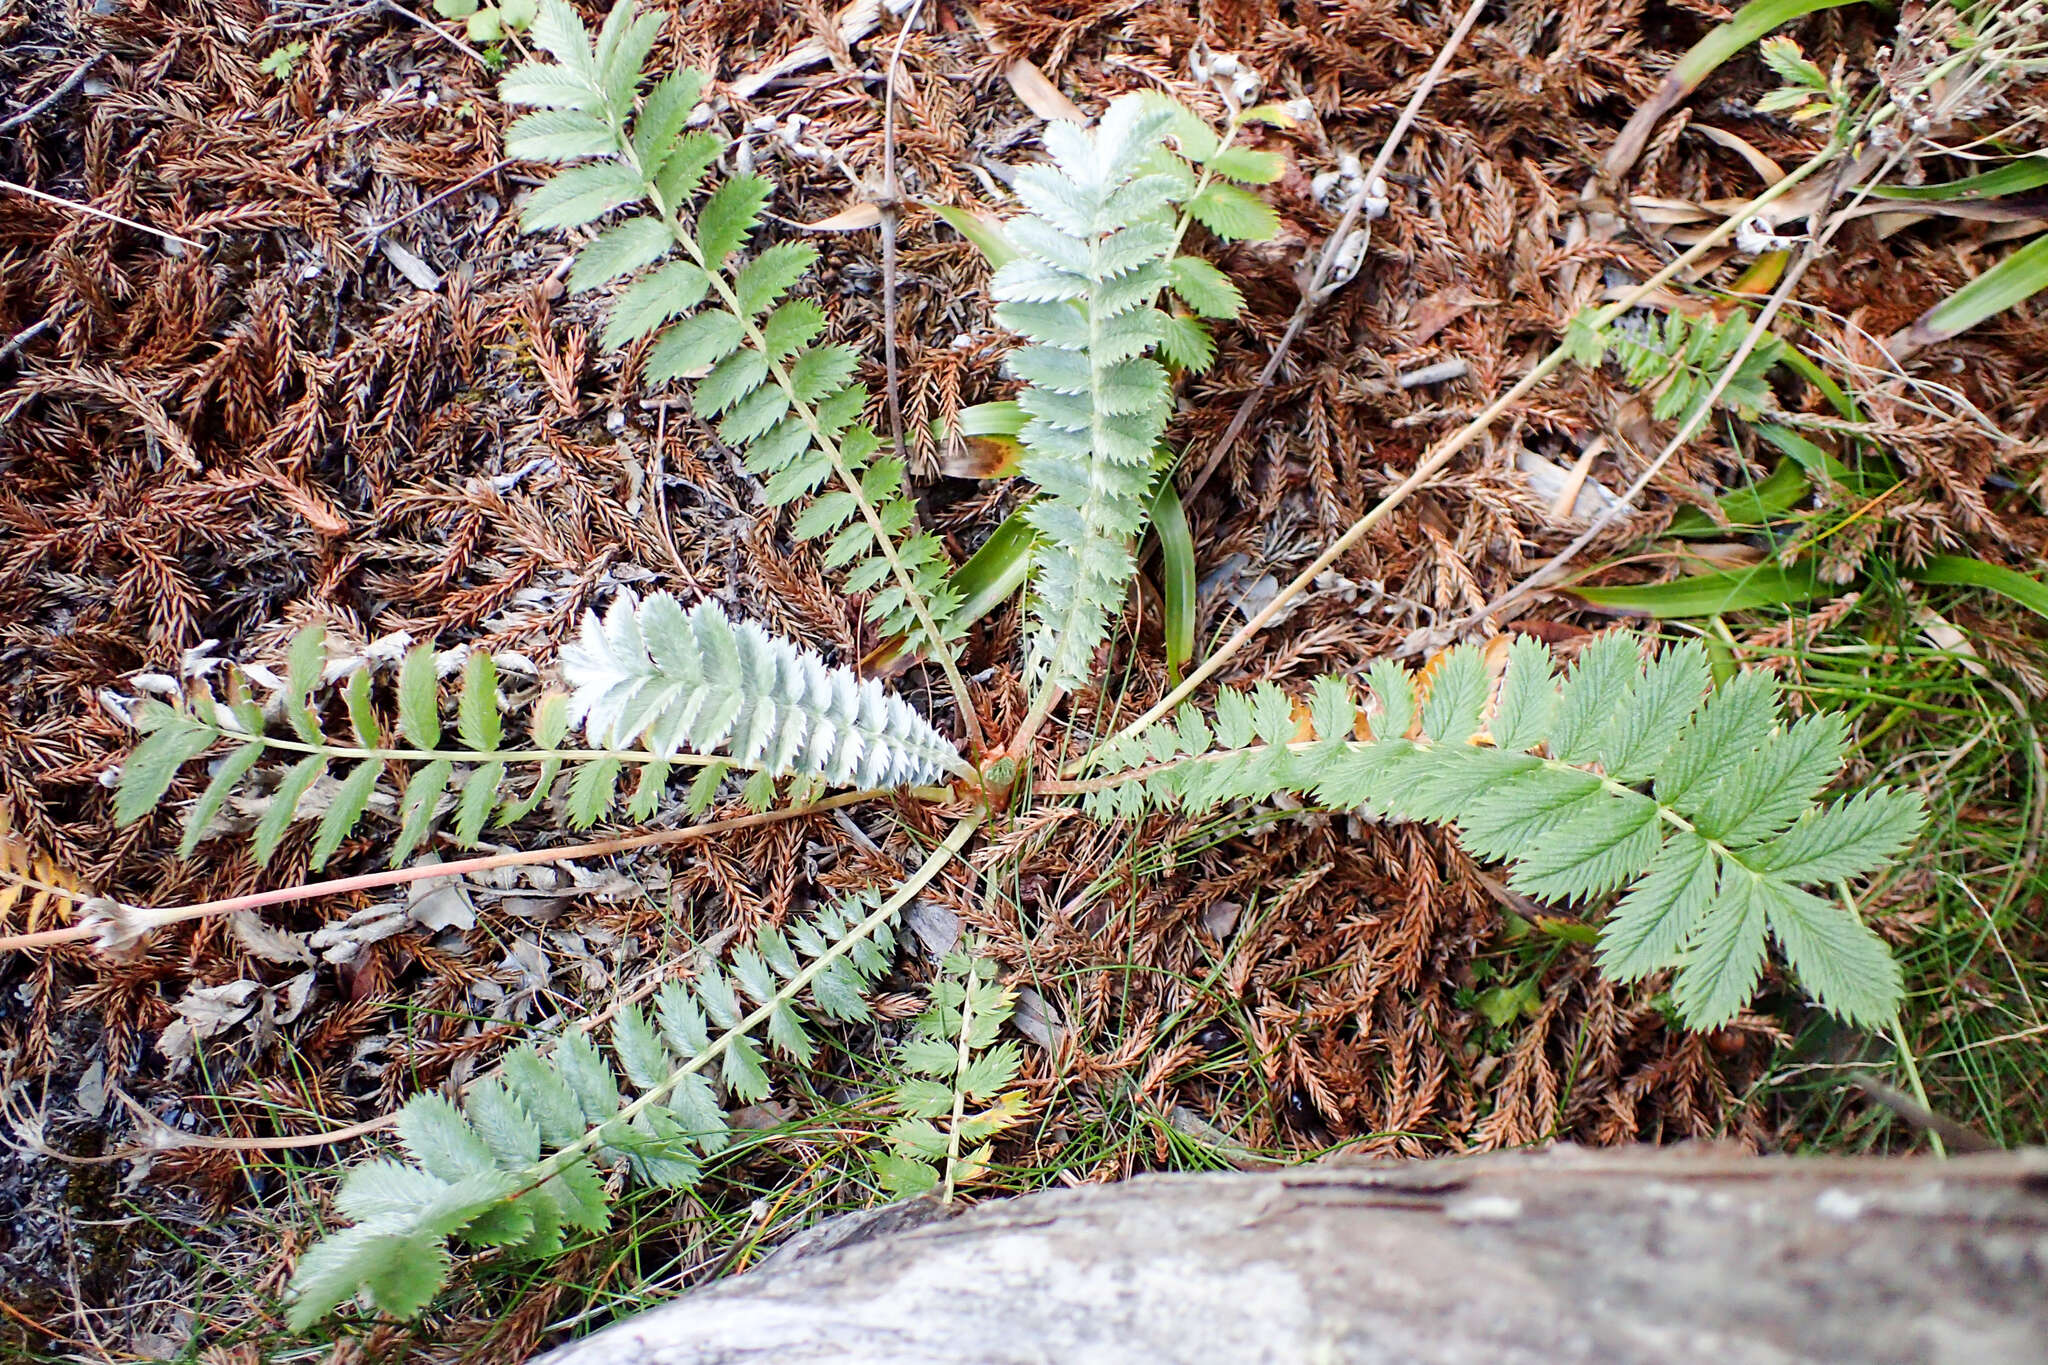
[102,0,1928,1330]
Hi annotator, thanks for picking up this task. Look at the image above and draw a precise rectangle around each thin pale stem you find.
[941,969,976,1204]
[0,788,927,954]
[0,870,88,907]
[1010,683,1064,762]
[876,0,929,471]
[0,177,204,251]
[1889,1012,1948,1160]
[1069,144,1842,777]
[1181,0,1489,504]
[180,724,727,769]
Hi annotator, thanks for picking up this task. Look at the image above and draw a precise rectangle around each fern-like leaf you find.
[501,1,962,658]
[996,99,1175,689]
[287,890,905,1328]
[993,93,1276,689]
[1078,633,1923,1030]
[560,591,966,786]
[871,936,1027,1201]
[1571,307,1787,425]
[111,601,955,868]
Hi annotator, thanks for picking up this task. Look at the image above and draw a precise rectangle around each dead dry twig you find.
[1180,0,1489,506]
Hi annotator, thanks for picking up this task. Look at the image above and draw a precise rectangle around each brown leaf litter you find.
[1,0,2044,1356]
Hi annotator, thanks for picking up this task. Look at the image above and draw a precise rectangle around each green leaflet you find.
[455,652,501,752]
[178,740,265,857]
[603,261,709,351]
[519,162,645,232]
[391,759,452,865]
[1165,255,1243,318]
[112,716,218,828]
[1185,181,1280,239]
[254,754,327,867]
[452,762,506,847]
[397,643,440,749]
[569,217,673,292]
[311,760,384,871]
[1080,633,1922,1031]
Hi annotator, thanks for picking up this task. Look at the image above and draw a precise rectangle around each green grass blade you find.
[1664,457,1812,536]
[1571,562,1835,617]
[955,400,1026,441]
[1910,554,2048,622]
[1860,156,2048,202]
[1892,232,2048,354]
[931,400,1026,479]
[1604,0,1865,178]
[1772,345,1863,423]
[931,205,1018,269]
[1147,477,1196,684]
